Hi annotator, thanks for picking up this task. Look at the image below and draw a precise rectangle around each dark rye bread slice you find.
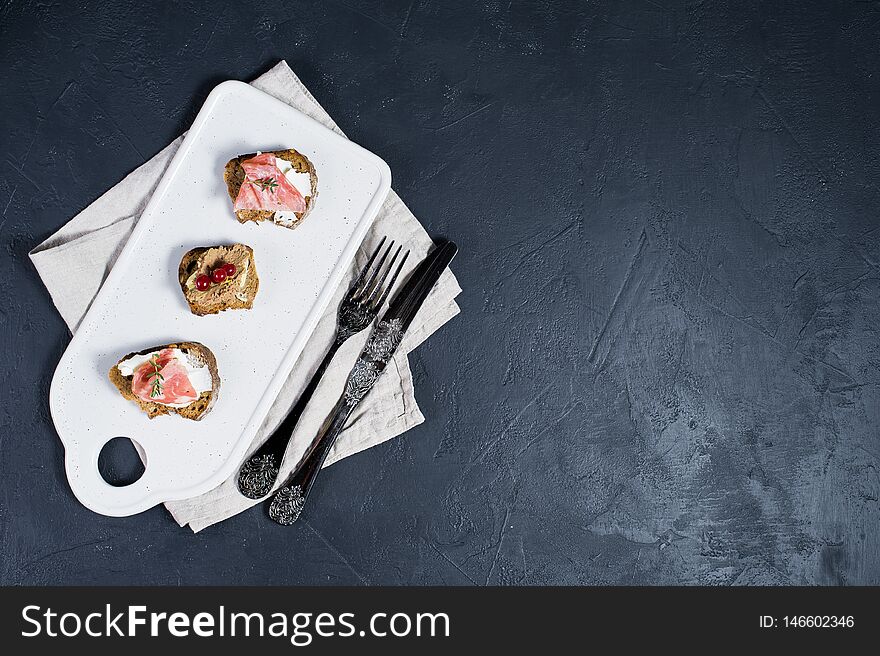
[223,148,318,229]
[108,342,220,421]
[178,243,259,316]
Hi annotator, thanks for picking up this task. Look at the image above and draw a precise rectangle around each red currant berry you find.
[222,262,236,277]
[210,268,227,284]
[195,274,211,291]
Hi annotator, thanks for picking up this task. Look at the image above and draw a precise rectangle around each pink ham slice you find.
[233,153,307,213]
[131,349,199,406]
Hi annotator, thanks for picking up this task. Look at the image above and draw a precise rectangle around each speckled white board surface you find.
[49,81,391,516]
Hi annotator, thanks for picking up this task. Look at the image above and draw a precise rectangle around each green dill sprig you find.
[251,176,279,194]
[148,354,164,398]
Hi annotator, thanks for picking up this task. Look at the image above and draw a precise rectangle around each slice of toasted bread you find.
[178,243,259,316]
[108,342,220,420]
[224,148,318,229]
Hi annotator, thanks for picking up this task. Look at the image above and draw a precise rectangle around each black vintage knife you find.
[267,240,458,525]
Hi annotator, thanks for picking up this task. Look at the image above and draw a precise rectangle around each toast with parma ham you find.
[224,149,317,229]
[108,342,220,420]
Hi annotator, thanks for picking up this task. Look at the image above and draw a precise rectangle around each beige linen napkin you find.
[30,61,461,532]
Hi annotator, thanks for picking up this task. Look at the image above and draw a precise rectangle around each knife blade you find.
[267,240,458,525]
[339,239,458,405]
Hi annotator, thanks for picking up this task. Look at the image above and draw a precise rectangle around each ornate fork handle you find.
[236,339,342,499]
[237,237,408,500]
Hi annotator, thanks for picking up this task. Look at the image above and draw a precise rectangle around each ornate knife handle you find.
[268,319,404,525]
[268,398,354,526]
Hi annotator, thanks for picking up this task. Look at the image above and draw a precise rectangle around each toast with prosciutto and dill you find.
[178,243,259,316]
[224,149,318,229]
[108,342,220,420]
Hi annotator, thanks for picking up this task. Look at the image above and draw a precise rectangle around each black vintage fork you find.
[236,237,409,499]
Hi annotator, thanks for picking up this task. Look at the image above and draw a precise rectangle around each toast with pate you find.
[108,342,220,420]
[178,243,259,316]
[224,149,317,229]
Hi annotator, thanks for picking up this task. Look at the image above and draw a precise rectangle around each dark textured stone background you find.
[2,0,879,585]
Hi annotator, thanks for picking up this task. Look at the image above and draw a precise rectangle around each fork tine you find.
[364,245,402,308]
[359,242,397,304]
[372,249,409,311]
[355,239,395,302]
[349,236,386,298]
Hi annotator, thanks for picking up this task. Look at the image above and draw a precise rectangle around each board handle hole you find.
[98,437,146,487]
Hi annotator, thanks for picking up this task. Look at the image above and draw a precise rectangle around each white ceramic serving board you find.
[49,81,391,516]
